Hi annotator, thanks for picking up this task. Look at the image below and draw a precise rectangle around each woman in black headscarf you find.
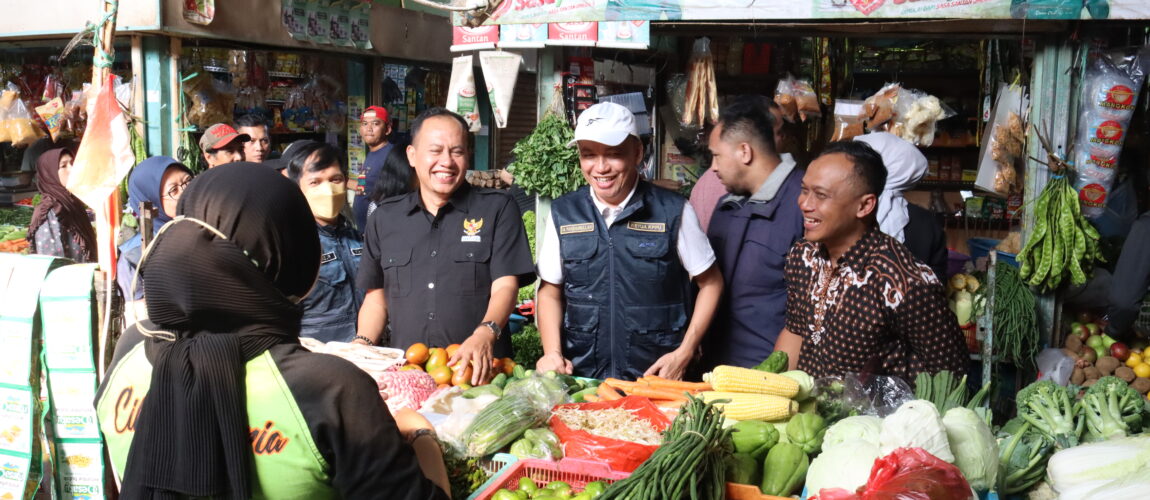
[95,164,450,500]
[28,147,97,261]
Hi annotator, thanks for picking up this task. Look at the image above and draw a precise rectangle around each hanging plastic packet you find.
[830,100,865,142]
[682,37,717,127]
[35,97,66,142]
[889,87,955,146]
[1073,47,1149,217]
[793,78,822,122]
[861,83,901,132]
[446,55,481,133]
[478,51,522,129]
[0,83,46,147]
[773,75,798,123]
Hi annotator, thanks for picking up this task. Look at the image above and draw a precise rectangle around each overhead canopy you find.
[468,0,1148,25]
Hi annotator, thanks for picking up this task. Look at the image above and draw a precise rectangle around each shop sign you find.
[598,21,650,49]
[548,22,598,46]
[499,23,549,48]
[464,0,1150,24]
[452,25,500,51]
[184,0,215,25]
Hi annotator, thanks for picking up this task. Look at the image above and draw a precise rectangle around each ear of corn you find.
[699,391,797,421]
[704,365,800,398]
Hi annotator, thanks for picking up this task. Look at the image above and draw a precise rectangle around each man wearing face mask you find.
[287,141,365,343]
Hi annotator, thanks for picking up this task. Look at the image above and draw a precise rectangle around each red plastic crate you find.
[472,458,630,500]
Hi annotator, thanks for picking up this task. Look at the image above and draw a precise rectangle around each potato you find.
[1070,367,1086,385]
[1083,378,1098,388]
[1061,347,1082,360]
[1096,356,1121,376]
[1064,335,1084,353]
[1132,377,1150,395]
[1084,366,1102,380]
[1115,366,1136,383]
[1082,348,1098,364]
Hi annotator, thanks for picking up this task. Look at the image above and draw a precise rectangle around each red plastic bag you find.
[549,396,672,473]
[816,448,971,500]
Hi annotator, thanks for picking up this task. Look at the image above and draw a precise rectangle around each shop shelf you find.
[267,71,303,79]
[472,458,630,500]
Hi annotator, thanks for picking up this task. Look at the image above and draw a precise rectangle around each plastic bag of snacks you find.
[830,100,865,142]
[1072,48,1150,218]
[0,83,46,146]
[774,73,821,123]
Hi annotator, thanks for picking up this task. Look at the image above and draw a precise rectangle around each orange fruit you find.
[491,358,504,374]
[446,343,462,358]
[426,348,448,371]
[428,365,453,385]
[501,358,516,376]
[399,364,423,371]
[1134,363,1150,379]
[436,383,451,390]
[452,363,474,386]
[405,343,429,365]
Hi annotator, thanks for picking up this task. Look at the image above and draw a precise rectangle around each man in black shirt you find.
[356,108,536,385]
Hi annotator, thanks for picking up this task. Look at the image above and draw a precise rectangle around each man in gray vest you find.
[535,103,724,380]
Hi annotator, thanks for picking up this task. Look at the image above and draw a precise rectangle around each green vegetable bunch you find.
[511,324,543,369]
[1017,171,1103,291]
[509,113,585,200]
[914,370,969,413]
[1015,380,1083,449]
[441,446,490,499]
[993,261,1040,366]
[1076,376,1145,442]
[0,208,32,228]
[753,351,787,374]
[517,210,537,304]
[996,420,1055,494]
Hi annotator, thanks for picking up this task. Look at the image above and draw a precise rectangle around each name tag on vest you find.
[560,222,595,235]
[351,247,363,257]
[320,252,336,264]
[627,221,666,233]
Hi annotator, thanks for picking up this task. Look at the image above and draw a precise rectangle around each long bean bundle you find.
[599,395,732,500]
[1016,172,1102,291]
[993,261,1040,365]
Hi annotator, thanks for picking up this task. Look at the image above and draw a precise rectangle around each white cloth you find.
[538,184,716,284]
[855,132,928,243]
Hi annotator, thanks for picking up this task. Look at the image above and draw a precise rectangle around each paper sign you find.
[548,22,598,46]
[452,25,499,51]
[598,20,650,49]
[499,23,548,48]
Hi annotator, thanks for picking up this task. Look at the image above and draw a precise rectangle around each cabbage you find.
[805,439,881,496]
[1047,435,1150,494]
[942,407,999,492]
[781,370,815,401]
[1055,463,1150,500]
[823,415,883,449]
[879,399,954,462]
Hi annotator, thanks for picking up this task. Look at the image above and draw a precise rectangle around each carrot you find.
[622,386,690,401]
[604,378,649,391]
[582,394,601,403]
[655,399,686,409]
[597,383,623,401]
[641,376,712,392]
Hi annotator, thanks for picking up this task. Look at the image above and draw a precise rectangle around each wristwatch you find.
[480,320,502,340]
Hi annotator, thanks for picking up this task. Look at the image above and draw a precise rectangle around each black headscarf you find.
[121,163,320,499]
[29,147,97,261]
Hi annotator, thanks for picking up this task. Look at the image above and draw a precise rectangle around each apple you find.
[1102,335,1118,349]
[1110,342,1130,362]
[1086,335,1105,349]
[1095,346,1108,360]
[1085,323,1101,336]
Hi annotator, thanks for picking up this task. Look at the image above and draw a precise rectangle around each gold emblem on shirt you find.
[560,222,595,234]
[462,218,484,242]
[626,221,666,233]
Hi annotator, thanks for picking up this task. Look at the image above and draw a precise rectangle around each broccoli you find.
[1077,376,1144,442]
[1015,380,1083,449]
[997,421,1055,494]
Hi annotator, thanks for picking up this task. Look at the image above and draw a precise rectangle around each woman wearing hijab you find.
[96,164,450,499]
[28,147,97,261]
[116,157,194,318]
[855,132,949,280]
[365,147,415,219]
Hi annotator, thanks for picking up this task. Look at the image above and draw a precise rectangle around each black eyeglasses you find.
[164,180,191,200]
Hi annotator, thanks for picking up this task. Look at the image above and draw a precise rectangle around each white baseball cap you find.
[567,102,640,148]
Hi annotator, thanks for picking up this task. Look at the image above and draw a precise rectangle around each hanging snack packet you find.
[0,84,46,147]
[35,98,66,142]
[479,51,522,129]
[446,55,481,133]
[1072,47,1149,217]
[861,83,900,132]
[774,75,797,123]
[830,100,864,141]
[793,79,821,122]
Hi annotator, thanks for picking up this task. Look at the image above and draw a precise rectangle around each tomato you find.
[405,343,429,365]
[446,343,462,358]
[428,365,453,385]
[451,363,474,386]
[425,348,449,371]
[501,358,516,376]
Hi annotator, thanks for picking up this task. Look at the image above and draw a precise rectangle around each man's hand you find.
[535,352,573,375]
[448,327,495,385]
[644,347,693,380]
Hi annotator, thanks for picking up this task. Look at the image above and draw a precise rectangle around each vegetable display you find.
[941,407,999,492]
[730,420,779,461]
[1046,434,1150,498]
[785,413,827,455]
[993,261,1040,365]
[552,407,663,446]
[1078,376,1144,441]
[754,351,788,374]
[1015,380,1084,449]
[996,420,1054,494]
[598,395,731,500]
[508,112,584,200]
[759,442,808,496]
[878,399,955,463]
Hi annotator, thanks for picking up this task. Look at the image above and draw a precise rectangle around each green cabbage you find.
[879,399,954,462]
[805,439,881,497]
[823,415,883,449]
[780,370,815,401]
[942,407,999,492]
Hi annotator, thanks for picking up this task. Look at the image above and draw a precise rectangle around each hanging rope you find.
[60,0,119,68]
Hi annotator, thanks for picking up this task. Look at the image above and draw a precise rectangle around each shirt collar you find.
[589,182,638,226]
[819,226,881,269]
[721,153,797,205]
[404,182,473,215]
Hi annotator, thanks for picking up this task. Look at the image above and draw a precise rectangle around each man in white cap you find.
[535,102,723,381]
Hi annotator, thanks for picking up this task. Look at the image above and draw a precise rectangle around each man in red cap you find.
[200,123,249,168]
[353,105,394,230]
